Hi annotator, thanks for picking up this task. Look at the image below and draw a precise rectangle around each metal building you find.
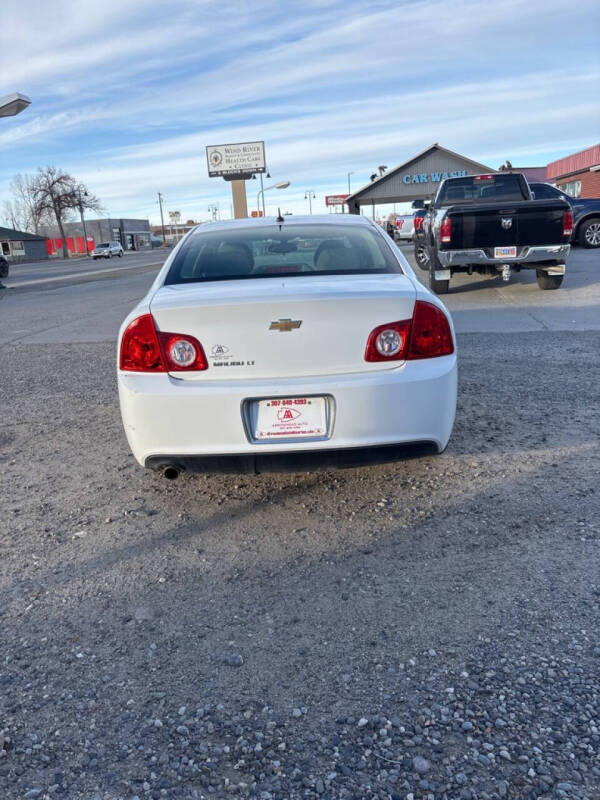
[346,143,495,214]
[58,217,152,251]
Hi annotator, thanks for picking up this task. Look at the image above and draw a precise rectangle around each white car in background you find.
[117,215,457,477]
[92,241,124,259]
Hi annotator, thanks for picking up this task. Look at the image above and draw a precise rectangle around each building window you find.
[558,179,582,198]
[1,241,9,256]
[11,241,25,255]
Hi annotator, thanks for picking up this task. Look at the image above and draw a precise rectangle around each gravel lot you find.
[1,328,599,800]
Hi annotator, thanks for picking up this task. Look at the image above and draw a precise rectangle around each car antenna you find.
[276,207,284,227]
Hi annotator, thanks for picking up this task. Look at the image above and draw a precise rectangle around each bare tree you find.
[2,198,27,231]
[12,174,47,233]
[30,167,102,258]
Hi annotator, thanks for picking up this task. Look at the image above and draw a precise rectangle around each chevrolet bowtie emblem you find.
[269,318,302,332]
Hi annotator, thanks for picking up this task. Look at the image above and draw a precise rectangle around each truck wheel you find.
[414,244,430,270]
[429,265,449,294]
[536,270,563,290]
[578,218,600,248]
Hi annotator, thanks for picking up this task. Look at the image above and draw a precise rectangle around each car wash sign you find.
[403,169,468,185]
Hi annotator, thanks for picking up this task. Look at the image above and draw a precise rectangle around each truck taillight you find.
[440,217,452,243]
[563,210,573,237]
[120,314,208,372]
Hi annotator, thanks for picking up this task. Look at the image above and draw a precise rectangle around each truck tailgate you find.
[444,199,568,249]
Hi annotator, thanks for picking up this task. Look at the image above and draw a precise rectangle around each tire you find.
[429,263,449,294]
[578,218,600,248]
[108,252,112,259]
[118,251,123,257]
[536,270,563,290]
[414,244,430,270]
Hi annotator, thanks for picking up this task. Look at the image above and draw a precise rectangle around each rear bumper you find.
[437,243,570,268]
[118,357,457,468]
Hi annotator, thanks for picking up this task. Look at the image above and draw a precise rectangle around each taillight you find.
[364,302,454,363]
[157,332,207,371]
[120,314,165,372]
[365,320,411,362]
[440,217,452,243]
[414,215,424,231]
[407,301,454,359]
[120,314,208,372]
[563,209,573,237]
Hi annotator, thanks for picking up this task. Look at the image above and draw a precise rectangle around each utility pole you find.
[157,192,166,245]
[79,195,89,255]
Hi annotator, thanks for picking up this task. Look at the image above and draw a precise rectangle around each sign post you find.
[231,180,248,219]
[206,141,266,219]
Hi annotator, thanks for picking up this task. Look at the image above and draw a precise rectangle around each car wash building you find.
[346,143,495,215]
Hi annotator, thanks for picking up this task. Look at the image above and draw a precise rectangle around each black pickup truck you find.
[421,173,572,294]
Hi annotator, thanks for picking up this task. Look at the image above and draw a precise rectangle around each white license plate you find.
[253,396,328,440]
[494,246,517,258]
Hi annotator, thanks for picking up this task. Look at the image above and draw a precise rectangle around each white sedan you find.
[117,215,457,477]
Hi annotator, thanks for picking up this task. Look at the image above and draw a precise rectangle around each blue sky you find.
[1,0,599,223]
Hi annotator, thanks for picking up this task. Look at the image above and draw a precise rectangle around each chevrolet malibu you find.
[117,215,457,477]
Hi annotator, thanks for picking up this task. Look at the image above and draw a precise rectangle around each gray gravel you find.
[1,332,599,800]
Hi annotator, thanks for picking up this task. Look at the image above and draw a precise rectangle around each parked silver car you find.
[92,241,124,259]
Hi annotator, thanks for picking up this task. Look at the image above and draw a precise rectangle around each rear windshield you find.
[436,174,527,206]
[97,243,109,248]
[164,223,401,284]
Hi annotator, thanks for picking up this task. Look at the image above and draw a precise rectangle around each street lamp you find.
[257,181,290,216]
[0,92,31,118]
[347,172,354,195]
[304,191,316,214]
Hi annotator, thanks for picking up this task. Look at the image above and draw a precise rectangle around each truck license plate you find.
[494,246,517,259]
[253,396,328,440]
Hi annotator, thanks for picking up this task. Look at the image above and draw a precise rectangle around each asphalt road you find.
[1,244,599,800]
[3,249,167,290]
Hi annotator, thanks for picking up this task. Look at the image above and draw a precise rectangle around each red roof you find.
[547,144,600,180]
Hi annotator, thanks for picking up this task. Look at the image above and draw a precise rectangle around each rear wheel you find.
[579,218,600,248]
[536,270,563,290]
[414,244,430,270]
[118,251,123,257]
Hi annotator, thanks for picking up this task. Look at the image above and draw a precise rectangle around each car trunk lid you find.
[149,274,417,380]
